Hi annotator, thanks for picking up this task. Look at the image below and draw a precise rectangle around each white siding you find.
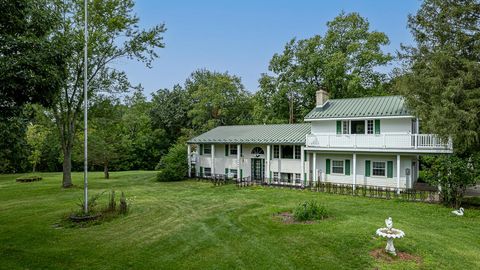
[310,118,412,135]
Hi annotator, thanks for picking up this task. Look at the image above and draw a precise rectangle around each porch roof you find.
[187,123,311,145]
[304,95,412,120]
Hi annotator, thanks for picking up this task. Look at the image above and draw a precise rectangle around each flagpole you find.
[83,0,88,214]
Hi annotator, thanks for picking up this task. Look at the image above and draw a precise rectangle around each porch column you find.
[313,152,317,183]
[266,145,271,182]
[396,154,401,194]
[187,144,191,178]
[300,146,305,186]
[211,144,215,176]
[352,153,356,190]
[278,145,281,184]
[237,144,241,180]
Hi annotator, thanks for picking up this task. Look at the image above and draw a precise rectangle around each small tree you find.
[425,155,478,208]
[156,141,188,182]
[26,123,49,172]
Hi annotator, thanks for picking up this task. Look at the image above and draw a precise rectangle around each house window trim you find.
[342,120,350,134]
[331,160,345,175]
[229,144,238,156]
[203,144,212,155]
[294,145,301,160]
[371,160,388,178]
[204,167,212,177]
[366,120,374,134]
[273,145,280,159]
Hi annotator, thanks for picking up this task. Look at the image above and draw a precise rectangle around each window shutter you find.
[336,121,342,134]
[375,119,381,134]
[387,161,393,178]
[304,150,307,161]
[225,168,228,175]
[326,159,331,174]
[240,145,243,157]
[200,166,204,177]
[270,146,272,160]
[365,160,371,177]
[200,144,204,155]
[345,160,350,175]
[225,145,229,156]
[240,169,243,179]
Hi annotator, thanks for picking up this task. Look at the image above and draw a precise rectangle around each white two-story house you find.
[187,90,452,190]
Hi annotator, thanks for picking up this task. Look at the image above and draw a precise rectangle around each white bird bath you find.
[376,217,405,256]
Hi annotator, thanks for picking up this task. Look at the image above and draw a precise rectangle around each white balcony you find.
[305,133,452,153]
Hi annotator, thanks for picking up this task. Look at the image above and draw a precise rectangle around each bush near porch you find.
[0,171,479,269]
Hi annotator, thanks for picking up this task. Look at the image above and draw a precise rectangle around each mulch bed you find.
[370,248,422,264]
[16,176,42,182]
[273,212,317,224]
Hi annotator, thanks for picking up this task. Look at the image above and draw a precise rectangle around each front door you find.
[251,158,265,180]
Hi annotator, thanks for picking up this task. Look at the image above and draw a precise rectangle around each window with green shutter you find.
[365,160,371,177]
[336,121,342,134]
[345,160,350,175]
[326,159,331,174]
[225,144,229,156]
[387,161,393,178]
[375,119,381,134]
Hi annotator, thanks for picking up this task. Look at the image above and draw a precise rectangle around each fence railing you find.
[306,133,452,151]
[191,175,440,203]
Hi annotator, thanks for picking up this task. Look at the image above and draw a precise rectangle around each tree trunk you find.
[32,164,36,173]
[104,162,109,179]
[62,145,73,188]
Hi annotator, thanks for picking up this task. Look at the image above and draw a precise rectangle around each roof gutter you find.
[304,115,414,122]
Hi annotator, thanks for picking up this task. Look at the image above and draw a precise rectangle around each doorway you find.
[251,158,265,180]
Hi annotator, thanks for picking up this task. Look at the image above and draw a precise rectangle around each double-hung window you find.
[204,167,212,177]
[229,169,238,178]
[294,146,301,159]
[281,145,293,159]
[273,172,279,181]
[203,144,212,155]
[273,145,280,159]
[229,145,237,155]
[372,161,386,177]
[332,160,344,174]
[342,121,349,134]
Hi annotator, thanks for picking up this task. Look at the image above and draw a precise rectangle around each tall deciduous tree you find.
[255,12,392,123]
[26,123,49,172]
[185,69,253,132]
[51,0,165,187]
[0,0,66,115]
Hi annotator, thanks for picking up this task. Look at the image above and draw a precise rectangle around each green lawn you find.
[0,171,479,269]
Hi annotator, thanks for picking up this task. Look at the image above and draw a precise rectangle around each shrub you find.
[156,141,188,182]
[75,192,105,216]
[107,190,116,212]
[293,200,328,222]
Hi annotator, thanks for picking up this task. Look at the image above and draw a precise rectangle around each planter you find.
[69,213,102,222]
[16,176,42,182]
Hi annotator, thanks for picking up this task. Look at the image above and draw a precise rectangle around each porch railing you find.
[306,133,452,150]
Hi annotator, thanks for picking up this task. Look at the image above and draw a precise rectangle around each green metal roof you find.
[304,95,412,120]
[187,123,311,145]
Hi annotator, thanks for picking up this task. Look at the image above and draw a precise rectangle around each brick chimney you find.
[316,89,329,107]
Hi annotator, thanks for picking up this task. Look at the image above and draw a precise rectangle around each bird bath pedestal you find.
[376,217,405,256]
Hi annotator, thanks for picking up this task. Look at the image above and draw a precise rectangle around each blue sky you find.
[120,0,422,96]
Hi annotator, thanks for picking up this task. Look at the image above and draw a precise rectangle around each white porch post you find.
[278,145,281,184]
[301,146,305,186]
[187,144,191,178]
[237,144,241,180]
[211,144,215,177]
[396,154,401,194]
[266,145,271,182]
[352,153,356,190]
[313,152,317,183]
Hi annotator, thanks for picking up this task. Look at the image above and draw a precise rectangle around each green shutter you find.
[200,166,204,177]
[240,145,243,157]
[225,168,228,175]
[336,121,342,134]
[365,160,371,177]
[225,145,229,156]
[326,159,331,174]
[304,150,307,161]
[345,160,350,175]
[270,146,272,160]
[375,119,381,134]
[387,161,393,178]
[240,169,243,179]
[200,144,204,155]
[269,171,272,179]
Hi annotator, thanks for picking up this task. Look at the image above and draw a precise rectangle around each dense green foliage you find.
[0,171,479,269]
[293,200,329,221]
[156,141,188,182]
[254,12,392,123]
[0,0,66,115]
[395,0,480,204]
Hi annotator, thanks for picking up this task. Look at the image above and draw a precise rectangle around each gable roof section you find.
[187,123,311,145]
[304,95,412,120]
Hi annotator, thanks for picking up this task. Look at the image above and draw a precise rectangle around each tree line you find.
[1,0,479,206]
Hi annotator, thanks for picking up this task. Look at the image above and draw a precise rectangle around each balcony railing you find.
[306,133,452,151]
